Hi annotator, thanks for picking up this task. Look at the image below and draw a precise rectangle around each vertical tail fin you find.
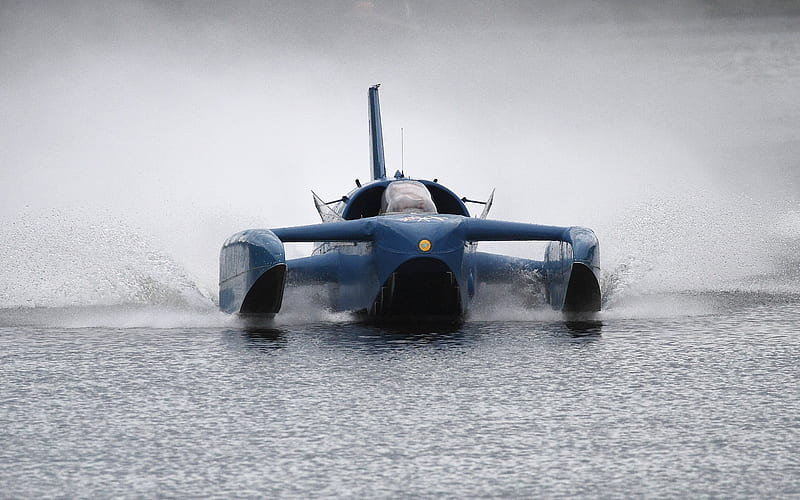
[368,84,386,180]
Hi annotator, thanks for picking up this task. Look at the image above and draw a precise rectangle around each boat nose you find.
[373,215,464,255]
[369,216,468,317]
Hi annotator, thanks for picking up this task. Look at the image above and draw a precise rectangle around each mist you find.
[2,1,799,309]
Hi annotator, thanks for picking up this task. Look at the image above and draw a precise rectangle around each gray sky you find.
[2,1,798,295]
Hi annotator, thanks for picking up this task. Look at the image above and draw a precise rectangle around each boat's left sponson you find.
[219,230,287,315]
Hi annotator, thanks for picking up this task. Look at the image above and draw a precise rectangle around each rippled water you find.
[1,292,798,498]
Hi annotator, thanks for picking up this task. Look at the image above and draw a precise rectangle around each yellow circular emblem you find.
[418,239,432,252]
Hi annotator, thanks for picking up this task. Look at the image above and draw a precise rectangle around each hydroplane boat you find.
[220,85,601,320]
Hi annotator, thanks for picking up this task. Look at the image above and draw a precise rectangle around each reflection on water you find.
[231,315,470,350]
[365,320,464,338]
[230,316,604,352]
[321,321,471,350]
[563,320,603,336]
[239,328,287,349]
[233,314,288,349]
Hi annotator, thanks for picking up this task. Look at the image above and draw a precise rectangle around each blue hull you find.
[219,215,601,319]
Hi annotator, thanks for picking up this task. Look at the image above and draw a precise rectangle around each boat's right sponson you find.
[544,227,601,312]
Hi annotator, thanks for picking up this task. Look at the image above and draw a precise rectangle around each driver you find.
[380,180,438,214]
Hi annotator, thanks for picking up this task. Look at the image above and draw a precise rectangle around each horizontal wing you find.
[271,219,375,242]
[461,218,571,242]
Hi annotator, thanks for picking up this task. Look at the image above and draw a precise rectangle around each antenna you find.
[401,127,404,176]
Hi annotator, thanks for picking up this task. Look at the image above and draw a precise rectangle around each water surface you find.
[1,294,798,498]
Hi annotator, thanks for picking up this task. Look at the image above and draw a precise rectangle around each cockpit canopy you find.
[379,180,438,215]
[340,179,468,220]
